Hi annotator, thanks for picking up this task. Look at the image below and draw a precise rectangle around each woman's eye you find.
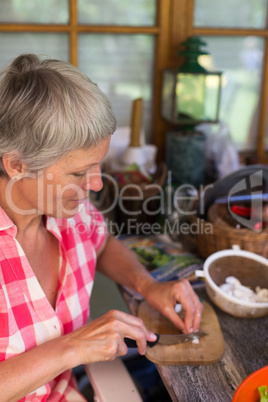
[73,172,87,178]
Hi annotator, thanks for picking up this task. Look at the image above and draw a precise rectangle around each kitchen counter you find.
[121,285,268,402]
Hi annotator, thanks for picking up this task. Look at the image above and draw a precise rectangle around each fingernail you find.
[189,327,193,333]
[148,332,157,341]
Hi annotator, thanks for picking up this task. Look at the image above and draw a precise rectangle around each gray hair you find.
[0,54,116,178]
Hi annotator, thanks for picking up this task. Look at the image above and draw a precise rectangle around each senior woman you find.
[0,54,203,401]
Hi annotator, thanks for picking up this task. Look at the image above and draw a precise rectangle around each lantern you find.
[162,36,222,126]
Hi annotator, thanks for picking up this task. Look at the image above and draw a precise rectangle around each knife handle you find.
[124,334,160,348]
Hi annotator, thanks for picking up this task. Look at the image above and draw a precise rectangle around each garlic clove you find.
[225,276,242,286]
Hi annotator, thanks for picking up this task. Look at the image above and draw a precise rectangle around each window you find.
[191,0,268,160]
[0,0,165,146]
[1,0,267,161]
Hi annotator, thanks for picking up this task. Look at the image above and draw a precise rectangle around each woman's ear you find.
[2,153,24,181]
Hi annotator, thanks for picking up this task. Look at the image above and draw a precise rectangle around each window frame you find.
[189,0,268,162]
[1,0,267,161]
[0,0,172,160]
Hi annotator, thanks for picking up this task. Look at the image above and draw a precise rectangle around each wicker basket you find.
[191,214,268,259]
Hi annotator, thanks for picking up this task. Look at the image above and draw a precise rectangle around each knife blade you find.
[124,331,208,348]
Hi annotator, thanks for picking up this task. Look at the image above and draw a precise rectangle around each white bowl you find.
[203,247,268,318]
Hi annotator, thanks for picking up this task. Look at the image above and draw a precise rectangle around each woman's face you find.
[9,136,111,219]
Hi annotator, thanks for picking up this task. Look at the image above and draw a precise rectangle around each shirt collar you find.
[0,206,79,242]
[0,207,17,237]
[0,207,63,240]
[45,215,63,241]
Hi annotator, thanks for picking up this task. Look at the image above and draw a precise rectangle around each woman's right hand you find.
[67,310,157,366]
[0,310,155,402]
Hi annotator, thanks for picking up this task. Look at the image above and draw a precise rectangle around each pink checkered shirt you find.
[0,200,106,401]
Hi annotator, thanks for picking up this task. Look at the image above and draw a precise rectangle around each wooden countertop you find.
[121,286,268,402]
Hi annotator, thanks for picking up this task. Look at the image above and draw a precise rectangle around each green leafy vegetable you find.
[258,385,268,402]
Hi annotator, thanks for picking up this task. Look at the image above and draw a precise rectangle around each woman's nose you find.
[83,172,103,192]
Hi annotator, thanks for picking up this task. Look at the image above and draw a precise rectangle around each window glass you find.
[78,0,156,26]
[79,34,155,141]
[0,33,69,69]
[194,0,267,29]
[199,36,263,151]
[0,0,69,24]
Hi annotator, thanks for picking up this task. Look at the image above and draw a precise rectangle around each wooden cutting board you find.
[138,300,225,366]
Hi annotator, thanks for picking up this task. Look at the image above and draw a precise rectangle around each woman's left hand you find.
[142,279,203,334]
[96,235,203,334]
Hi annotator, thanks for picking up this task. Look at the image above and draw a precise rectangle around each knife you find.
[124,331,208,348]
